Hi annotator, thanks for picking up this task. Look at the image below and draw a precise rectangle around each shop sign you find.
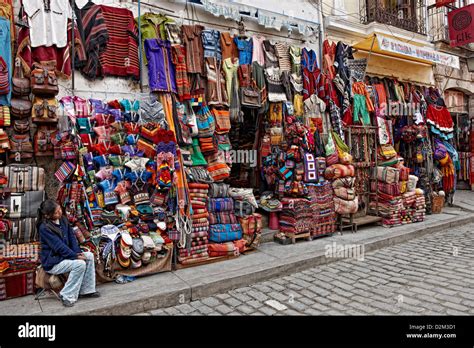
[377,35,460,69]
[448,4,474,47]
[436,0,456,8]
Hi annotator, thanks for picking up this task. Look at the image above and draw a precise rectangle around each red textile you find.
[426,104,453,132]
[98,5,139,79]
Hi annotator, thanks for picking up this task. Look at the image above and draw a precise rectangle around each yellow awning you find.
[353,34,460,69]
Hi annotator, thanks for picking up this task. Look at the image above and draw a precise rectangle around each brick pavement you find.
[141,222,474,316]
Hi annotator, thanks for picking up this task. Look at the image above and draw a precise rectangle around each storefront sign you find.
[448,4,474,47]
[377,35,460,69]
[436,0,456,8]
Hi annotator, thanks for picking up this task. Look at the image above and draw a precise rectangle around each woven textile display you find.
[279,197,313,235]
[307,182,336,237]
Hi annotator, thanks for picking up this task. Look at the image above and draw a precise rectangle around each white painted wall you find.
[39,0,321,100]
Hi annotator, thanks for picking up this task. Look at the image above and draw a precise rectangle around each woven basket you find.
[431,195,444,214]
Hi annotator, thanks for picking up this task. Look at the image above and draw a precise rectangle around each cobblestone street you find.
[143,222,474,316]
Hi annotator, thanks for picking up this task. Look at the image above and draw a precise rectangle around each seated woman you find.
[38,200,100,307]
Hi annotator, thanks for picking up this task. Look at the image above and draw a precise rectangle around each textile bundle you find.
[178,183,210,264]
[307,182,336,237]
[279,198,313,235]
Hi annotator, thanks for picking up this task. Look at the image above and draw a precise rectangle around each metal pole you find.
[138,0,143,93]
[71,0,76,93]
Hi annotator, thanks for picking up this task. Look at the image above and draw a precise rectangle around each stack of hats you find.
[279,197,313,236]
[118,231,133,268]
[178,183,210,265]
[131,238,144,269]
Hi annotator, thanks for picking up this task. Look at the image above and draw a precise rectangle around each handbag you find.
[10,98,32,119]
[0,191,45,219]
[13,119,30,134]
[32,97,58,123]
[0,105,11,126]
[9,133,34,160]
[212,108,231,134]
[12,58,30,97]
[240,82,262,108]
[209,224,242,243]
[54,161,76,183]
[196,105,215,138]
[0,165,46,192]
[34,126,57,157]
[0,128,10,153]
[0,56,9,95]
[30,65,59,97]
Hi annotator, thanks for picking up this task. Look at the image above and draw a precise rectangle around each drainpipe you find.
[318,0,325,68]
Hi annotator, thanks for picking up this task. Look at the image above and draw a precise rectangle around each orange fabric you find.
[353,82,374,112]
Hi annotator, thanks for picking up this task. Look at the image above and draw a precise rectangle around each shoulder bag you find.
[12,58,30,97]
[30,65,59,97]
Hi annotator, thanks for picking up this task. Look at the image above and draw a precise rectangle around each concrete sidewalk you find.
[1,194,473,315]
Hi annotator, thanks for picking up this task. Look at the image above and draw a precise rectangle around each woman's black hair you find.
[36,199,60,230]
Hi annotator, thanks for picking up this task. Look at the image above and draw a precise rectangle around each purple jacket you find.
[145,38,177,94]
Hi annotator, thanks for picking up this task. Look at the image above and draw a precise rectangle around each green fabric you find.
[135,13,174,65]
[353,94,370,126]
[331,131,349,153]
[191,138,207,166]
[218,143,231,151]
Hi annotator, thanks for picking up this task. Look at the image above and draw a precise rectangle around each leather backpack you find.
[12,57,30,96]
[31,65,59,97]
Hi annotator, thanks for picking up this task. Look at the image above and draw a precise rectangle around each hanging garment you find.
[17,19,86,79]
[289,45,302,76]
[171,44,191,101]
[74,1,109,79]
[302,47,323,101]
[23,0,71,48]
[234,36,253,65]
[304,94,326,133]
[220,32,238,61]
[144,38,177,94]
[322,39,336,79]
[223,57,239,106]
[182,25,205,75]
[262,40,279,69]
[251,35,266,66]
[265,67,287,102]
[98,5,139,79]
[206,57,228,106]
[353,94,370,125]
[426,104,454,135]
[0,17,11,106]
[201,29,222,61]
[135,13,174,65]
[0,1,14,48]
[275,42,291,72]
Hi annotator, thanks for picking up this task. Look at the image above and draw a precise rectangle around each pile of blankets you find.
[279,198,313,235]
[370,191,403,227]
[307,181,336,237]
[178,183,210,265]
[413,190,426,223]
[208,190,243,252]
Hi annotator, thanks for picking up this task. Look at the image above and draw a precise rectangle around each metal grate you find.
[360,0,427,35]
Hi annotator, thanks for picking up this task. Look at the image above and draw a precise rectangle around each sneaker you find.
[60,296,75,307]
[79,291,101,298]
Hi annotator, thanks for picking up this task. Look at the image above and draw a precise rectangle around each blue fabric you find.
[201,29,221,61]
[209,224,242,243]
[0,18,11,106]
[234,37,253,65]
[39,217,81,272]
[145,38,177,93]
